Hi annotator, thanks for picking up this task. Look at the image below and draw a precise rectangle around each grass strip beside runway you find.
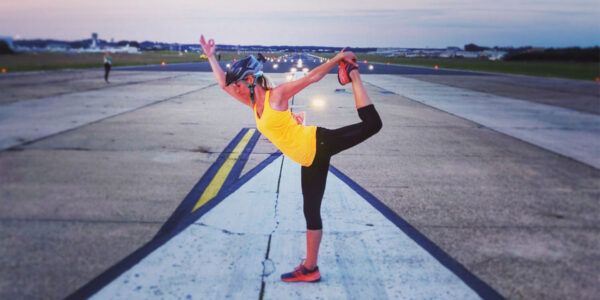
[318,53,600,81]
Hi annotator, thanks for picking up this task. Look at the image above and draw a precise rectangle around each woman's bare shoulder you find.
[268,86,289,111]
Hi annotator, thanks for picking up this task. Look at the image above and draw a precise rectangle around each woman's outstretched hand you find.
[336,50,358,67]
[200,35,216,58]
[292,111,305,125]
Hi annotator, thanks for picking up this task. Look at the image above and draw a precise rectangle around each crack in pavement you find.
[259,156,285,300]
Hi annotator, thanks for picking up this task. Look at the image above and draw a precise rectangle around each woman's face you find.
[232,75,254,98]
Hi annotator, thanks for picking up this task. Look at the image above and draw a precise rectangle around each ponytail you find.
[257,75,272,90]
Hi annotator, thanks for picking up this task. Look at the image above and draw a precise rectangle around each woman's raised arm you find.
[200,35,253,107]
[200,35,228,88]
[273,50,358,104]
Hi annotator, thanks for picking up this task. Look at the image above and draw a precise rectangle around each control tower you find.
[91,33,98,48]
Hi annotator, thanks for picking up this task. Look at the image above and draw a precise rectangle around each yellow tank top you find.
[254,90,317,166]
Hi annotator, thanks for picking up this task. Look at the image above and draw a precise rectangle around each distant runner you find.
[200,35,382,282]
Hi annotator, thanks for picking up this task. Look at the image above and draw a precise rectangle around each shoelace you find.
[293,265,307,276]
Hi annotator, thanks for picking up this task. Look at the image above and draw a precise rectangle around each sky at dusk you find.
[1,0,599,48]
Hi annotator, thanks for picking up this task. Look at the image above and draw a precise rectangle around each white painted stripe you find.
[364,75,600,168]
[91,156,481,299]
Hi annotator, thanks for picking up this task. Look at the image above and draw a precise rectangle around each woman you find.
[200,35,382,282]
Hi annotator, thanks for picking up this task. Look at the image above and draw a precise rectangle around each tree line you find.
[465,43,599,62]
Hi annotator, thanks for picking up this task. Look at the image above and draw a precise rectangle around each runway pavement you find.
[0,60,599,300]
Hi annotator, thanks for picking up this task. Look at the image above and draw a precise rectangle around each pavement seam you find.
[417,224,600,230]
[8,148,225,153]
[190,222,247,236]
[3,82,217,152]
[0,73,192,105]
[0,217,165,225]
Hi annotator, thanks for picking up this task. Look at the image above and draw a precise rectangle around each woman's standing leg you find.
[281,149,328,282]
[305,230,322,270]
[301,148,330,270]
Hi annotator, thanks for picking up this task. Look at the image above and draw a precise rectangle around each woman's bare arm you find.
[200,35,252,108]
[272,51,357,106]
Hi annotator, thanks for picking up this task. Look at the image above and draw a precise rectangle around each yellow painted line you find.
[192,129,256,212]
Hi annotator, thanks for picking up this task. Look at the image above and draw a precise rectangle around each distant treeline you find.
[6,39,599,62]
[10,38,376,53]
[465,43,599,62]
[0,41,13,54]
[504,47,600,62]
[13,39,140,49]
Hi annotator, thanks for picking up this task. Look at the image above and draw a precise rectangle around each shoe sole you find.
[281,276,321,282]
[281,272,321,282]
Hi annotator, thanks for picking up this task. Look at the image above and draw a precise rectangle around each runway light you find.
[368,65,374,71]
[226,63,231,68]
[1,68,6,73]
[233,58,237,62]
[286,74,293,81]
[273,64,278,69]
[302,67,309,73]
[596,77,600,82]
[434,65,439,70]
[161,61,166,66]
[363,60,368,64]
[312,98,325,109]
[387,62,390,65]
[291,67,297,72]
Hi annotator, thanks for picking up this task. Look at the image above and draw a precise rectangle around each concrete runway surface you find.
[0,60,599,299]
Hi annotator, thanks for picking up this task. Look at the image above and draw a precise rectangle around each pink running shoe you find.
[338,47,358,85]
[281,264,321,282]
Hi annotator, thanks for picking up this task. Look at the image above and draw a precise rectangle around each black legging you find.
[301,104,382,230]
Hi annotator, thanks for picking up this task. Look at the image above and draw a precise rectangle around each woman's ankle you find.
[303,262,317,271]
[349,69,360,82]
